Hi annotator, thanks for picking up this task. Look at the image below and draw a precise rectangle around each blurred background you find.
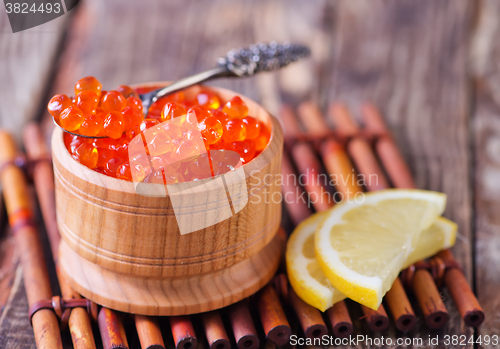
[1,0,499,347]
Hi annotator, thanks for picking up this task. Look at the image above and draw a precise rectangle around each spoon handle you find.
[141,65,235,112]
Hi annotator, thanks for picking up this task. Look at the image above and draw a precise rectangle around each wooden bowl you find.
[54,84,284,315]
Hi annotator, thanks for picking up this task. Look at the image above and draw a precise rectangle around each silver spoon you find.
[54,42,311,139]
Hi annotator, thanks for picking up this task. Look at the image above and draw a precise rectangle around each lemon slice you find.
[404,216,457,268]
[287,210,455,311]
[315,189,446,309]
[286,212,346,311]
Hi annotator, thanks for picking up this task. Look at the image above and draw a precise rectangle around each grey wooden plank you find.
[470,2,500,344]
[0,267,36,349]
[0,3,69,142]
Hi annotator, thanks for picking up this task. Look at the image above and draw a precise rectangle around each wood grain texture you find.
[59,234,283,316]
[0,3,69,141]
[0,267,36,349]
[471,0,500,342]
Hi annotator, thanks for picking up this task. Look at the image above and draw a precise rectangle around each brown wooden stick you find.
[201,311,231,349]
[362,104,452,329]
[288,287,328,339]
[329,104,390,191]
[98,308,129,349]
[273,273,289,301]
[384,278,417,332]
[281,153,312,226]
[437,249,484,327]
[280,105,304,138]
[22,123,59,258]
[170,315,198,349]
[362,104,416,189]
[320,140,361,200]
[0,130,63,349]
[23,123,97,349]
[135,315,165,349]
[257,283,292,346]
[412,269,449,329]
[227,301,260,349]
[330,104,416,332]
[326,301,353,338]
[290,143,332,212]
[360,305,390,332]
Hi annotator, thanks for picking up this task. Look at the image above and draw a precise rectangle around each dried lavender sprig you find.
[218,42,311,77]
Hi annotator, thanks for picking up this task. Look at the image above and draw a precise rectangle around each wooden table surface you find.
[0,1,499,348]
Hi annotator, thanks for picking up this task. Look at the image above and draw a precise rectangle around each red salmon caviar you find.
[161,102,186,121]
[187,107,210,123]
[101,91,126,112]
[196,91,220,110]
[80,113,104,137]
[60,106,85,131]
[58,78,270,183]
[242,116,261,140]
[222,96,248,118]
[140,118,160,132]
[127,96,143,113]
[222,119,246,143]
[73,143,98,169]
[116,162,132,180]
[148,92,185,119]
[254,124,270,151]
[200,116,223,144]
[48,95,73,122]
[117,85,139,99]
[227,140,256,163]
[76,91,99,114]
[104,158,125,177]
[75,76,102,96]
[103,111,125,139]
[121,106,143,131]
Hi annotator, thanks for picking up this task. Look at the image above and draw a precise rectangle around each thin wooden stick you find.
[412,269,449,329]
[362,103,451,329]
[0,130,63,349]
[98,308,129,349]
[290,143,332,212]
[361,104,415,189]
[437,250,484,327]
[227,301,260,349]
[297,102,390,332]
[201,311,231,349]
[170,315,198,349]
[288,287,328,339]
[328,104,390,191]
[326,301,353,338]
[384,278,417,332]
[23,123,97,349]
[329,104,417,332]
[135,315,165,349]
[257,283,292,346]
[281,154,312,226]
